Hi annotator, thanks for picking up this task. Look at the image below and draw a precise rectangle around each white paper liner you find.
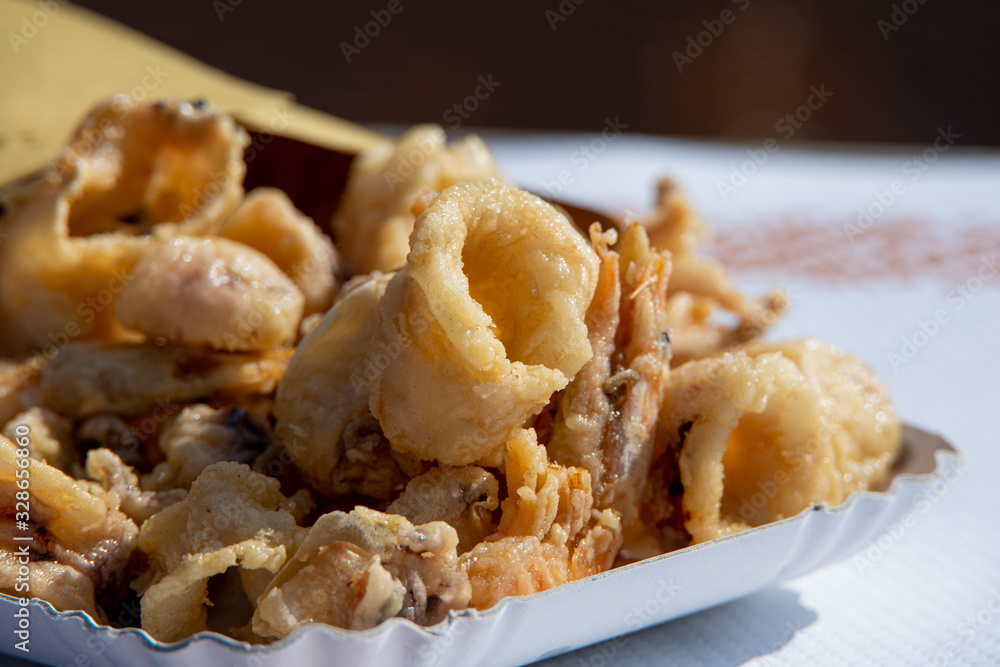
[0,425,961,667]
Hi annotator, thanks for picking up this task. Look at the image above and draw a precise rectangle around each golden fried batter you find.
[333,125,501,274]
[369,181,599,465]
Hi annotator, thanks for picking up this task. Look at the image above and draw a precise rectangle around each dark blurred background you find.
[74,0,1000,145]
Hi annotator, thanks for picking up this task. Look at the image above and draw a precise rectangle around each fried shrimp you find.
[114,236,305,351]
[547,224,672,526]
[369,181,599,466]
[253,506,470,637]
[0,98,248,356]
[457,429,622,609]
[643,179,787,364]
[333,125,501,274]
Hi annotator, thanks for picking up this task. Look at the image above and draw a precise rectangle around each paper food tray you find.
[0,425,960,667]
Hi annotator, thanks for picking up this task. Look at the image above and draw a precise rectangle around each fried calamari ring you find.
[644,343,899,548]
[219,188,342,316]
[333,125,501,274]
[740,338,902,494]
[136,462,309,642]
[0,435,138,619]
[114,236,305,351]
[253,506,470,637]
[274,274,394,494]
[369,181,599,465]
[0,98,248,356]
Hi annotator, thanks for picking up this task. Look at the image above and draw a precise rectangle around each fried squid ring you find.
[0,98,248,356]
[369,181,599,466]
[333,125,501,274]
[114,236,305,351]
[645,342,899,548]
[740,338,902,494]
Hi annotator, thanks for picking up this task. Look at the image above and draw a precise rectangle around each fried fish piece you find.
[0,434,138,620]
[135,462,309,642]
[40,341,291,418]
[253,506,470,638]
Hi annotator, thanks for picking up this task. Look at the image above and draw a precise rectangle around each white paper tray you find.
[0,425,960,667]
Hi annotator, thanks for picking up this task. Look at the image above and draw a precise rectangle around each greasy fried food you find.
[253,506,470,637]
[387,466,499,553]
[0,98,906,646]
[40,341,291,418]
[547,223,671,526]
[0,434,138,619]
[644,341,900,547]
[0,98,247,356]
[220,188,341,316]
[333,125,501,274]
[274,274,394,495]
[369,180,599,465]
[115,236,305,351]
[142,404,272,491]
[643,179,787,364]
[135,462,309,642]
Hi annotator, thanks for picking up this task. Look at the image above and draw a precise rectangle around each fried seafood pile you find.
[0,99,902,643]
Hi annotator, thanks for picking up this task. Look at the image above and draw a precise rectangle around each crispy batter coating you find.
[0,99,247,356]
[274,274,394,495]
[387,466,499,553]
[369,181,599,465]
[136,463,309,642]
[333,125,501,274]
[254,506,470,638]
[115,236,305,351]
[142,404,272,491]
[220,188,341,316]
[643,179,787,364]
[645,342,900,547]
[457,429,622,610]
[1,407,75,473]
[547,224,671,526]
[84,448,186,524]
[0,434,138,619]
[40,341,291,418]
[740,339,902,494]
